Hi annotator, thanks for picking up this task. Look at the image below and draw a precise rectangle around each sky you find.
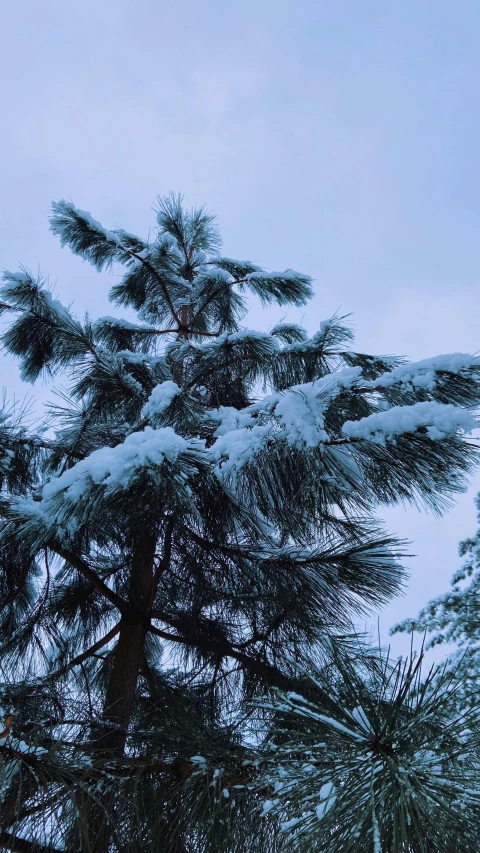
[2,0,480,659]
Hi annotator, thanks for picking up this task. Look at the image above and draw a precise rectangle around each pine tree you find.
[392,490,480,711]
[1,195,480,851]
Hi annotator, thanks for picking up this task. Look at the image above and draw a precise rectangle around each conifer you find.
[1,196,480,851]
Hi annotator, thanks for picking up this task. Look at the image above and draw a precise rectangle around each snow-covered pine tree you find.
[392,490,480,711]
[1,195,480,852]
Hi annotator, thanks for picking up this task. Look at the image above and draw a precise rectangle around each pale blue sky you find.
[2,0,480,656]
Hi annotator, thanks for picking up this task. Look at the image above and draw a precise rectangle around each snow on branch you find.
[1,270,70,321]
[241,269,313,306]
[1,270,95,381]
[49,200,142,271]
[203,329,280,354]
[342,401,478,444]
[273,367,362,448]
[207,368,364,480]
[369,353,479,390]
[206,372,478,487]
[39,426,204,503]
[209,424,272,479]
[143,381,181,421]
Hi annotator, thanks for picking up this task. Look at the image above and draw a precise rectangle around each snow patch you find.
[143,381,181,420]
[342,401,477,444]
[41,427,200,501]
[274,368,361,448]
[315,782,336,820]
[205,329,279,354]
[210,425,272,478]
[210,406,256,436]
[371,353,478,390]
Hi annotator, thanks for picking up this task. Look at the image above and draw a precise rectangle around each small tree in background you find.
[392,490,480,711]
[1,195,480,851]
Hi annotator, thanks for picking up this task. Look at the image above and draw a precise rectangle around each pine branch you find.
[137,327,221,336]
[3,793,61,832]
[48,544,127,613]
[189,278,249,327]
[0,832,62,853]
[1,299,97,358]
[149,517,175,607]
[14,435,81,456]
[128,250,181,326]
[45,622,121,680]
[148,620,300,692]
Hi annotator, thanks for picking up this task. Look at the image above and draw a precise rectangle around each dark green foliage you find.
[255,645,480,853]
[1,196,480,851]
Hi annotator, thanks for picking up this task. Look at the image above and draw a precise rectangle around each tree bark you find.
[171,306,189,387]
[77,533,157,852]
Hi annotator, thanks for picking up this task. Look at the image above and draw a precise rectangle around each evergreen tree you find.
[1,195,480,851]
[392,491,480,711]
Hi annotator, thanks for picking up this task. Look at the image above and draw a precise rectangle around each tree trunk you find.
[172,306,189,387]
[77,533,157,852]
